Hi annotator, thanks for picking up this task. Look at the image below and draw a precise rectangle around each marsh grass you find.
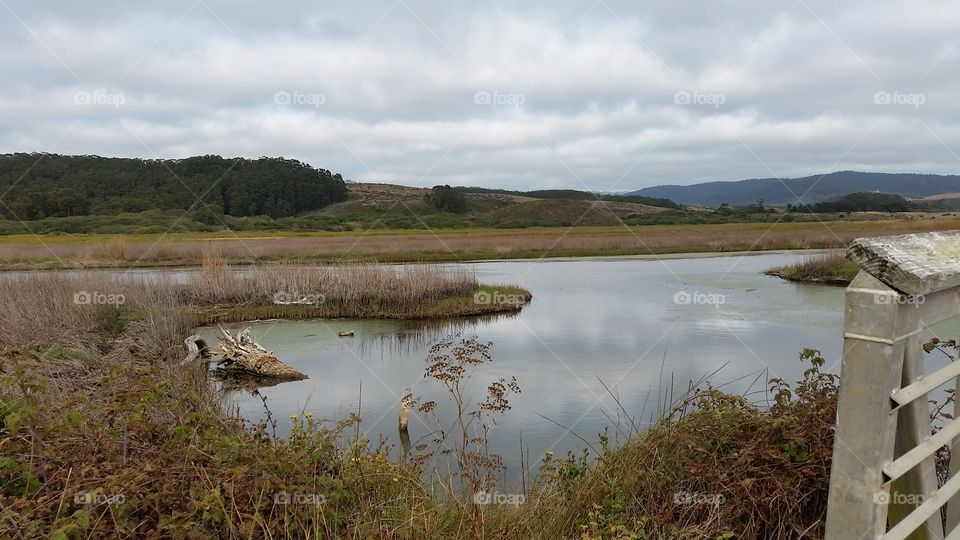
[1,281,838,539]
[0,263,530,537]
[1,263,846,539]
[765,250,860,284]
[2,218,960,270]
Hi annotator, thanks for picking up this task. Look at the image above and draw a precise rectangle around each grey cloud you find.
[1,0,960,190]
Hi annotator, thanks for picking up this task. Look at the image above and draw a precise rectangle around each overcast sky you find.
[2,0,959,191]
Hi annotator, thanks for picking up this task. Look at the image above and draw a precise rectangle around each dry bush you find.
[512,349,838,540]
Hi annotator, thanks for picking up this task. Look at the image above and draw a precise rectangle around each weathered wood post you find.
[399,388,413,460]
[825,231,960,539]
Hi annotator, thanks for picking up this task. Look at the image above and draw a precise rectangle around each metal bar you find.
[887,334,945,539]
[892,361,960,408]
[884,470,960,540]
[885,417,960,483]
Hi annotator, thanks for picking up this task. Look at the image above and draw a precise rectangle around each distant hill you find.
[629,171,960,206]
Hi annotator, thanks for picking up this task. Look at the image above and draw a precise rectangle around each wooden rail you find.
[826,230,960,539]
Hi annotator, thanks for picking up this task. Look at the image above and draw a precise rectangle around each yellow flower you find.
[545,451,554,457]
[290,415,297,420]
[305,412,313,418]
[392,477,399,483]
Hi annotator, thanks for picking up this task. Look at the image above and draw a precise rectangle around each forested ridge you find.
[0,153,349,219]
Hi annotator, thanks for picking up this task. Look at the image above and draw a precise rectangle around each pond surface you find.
[196,252,852,479]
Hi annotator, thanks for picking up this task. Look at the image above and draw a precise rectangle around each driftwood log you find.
[201,325,307,381]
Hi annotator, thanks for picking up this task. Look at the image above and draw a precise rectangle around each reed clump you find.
[766,250,860,285]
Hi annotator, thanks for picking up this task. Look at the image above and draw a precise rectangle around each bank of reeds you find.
[3,218,960,270]
[765,250,860,285]
[0,261,528,351]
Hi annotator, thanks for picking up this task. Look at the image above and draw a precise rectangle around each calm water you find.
[196,252,851,477]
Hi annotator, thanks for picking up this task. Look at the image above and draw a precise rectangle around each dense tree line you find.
[453,186,680,209]
[0,153,348,220]
[788,192,913,213]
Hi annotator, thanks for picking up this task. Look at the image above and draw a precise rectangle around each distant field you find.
[1,218,958,270]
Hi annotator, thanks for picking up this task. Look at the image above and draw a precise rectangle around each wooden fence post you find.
[825,230,960,539]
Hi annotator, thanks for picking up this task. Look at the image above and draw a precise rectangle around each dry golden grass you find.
[0,219,958,270]
[766,251,861,284]
[0,263,519,351]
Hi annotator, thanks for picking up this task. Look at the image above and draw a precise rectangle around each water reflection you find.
[194,252,854,480]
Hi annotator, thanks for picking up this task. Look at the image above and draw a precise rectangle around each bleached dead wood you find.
[181,335,209,366]
[846,230,960,295]
[209,325,308,380]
